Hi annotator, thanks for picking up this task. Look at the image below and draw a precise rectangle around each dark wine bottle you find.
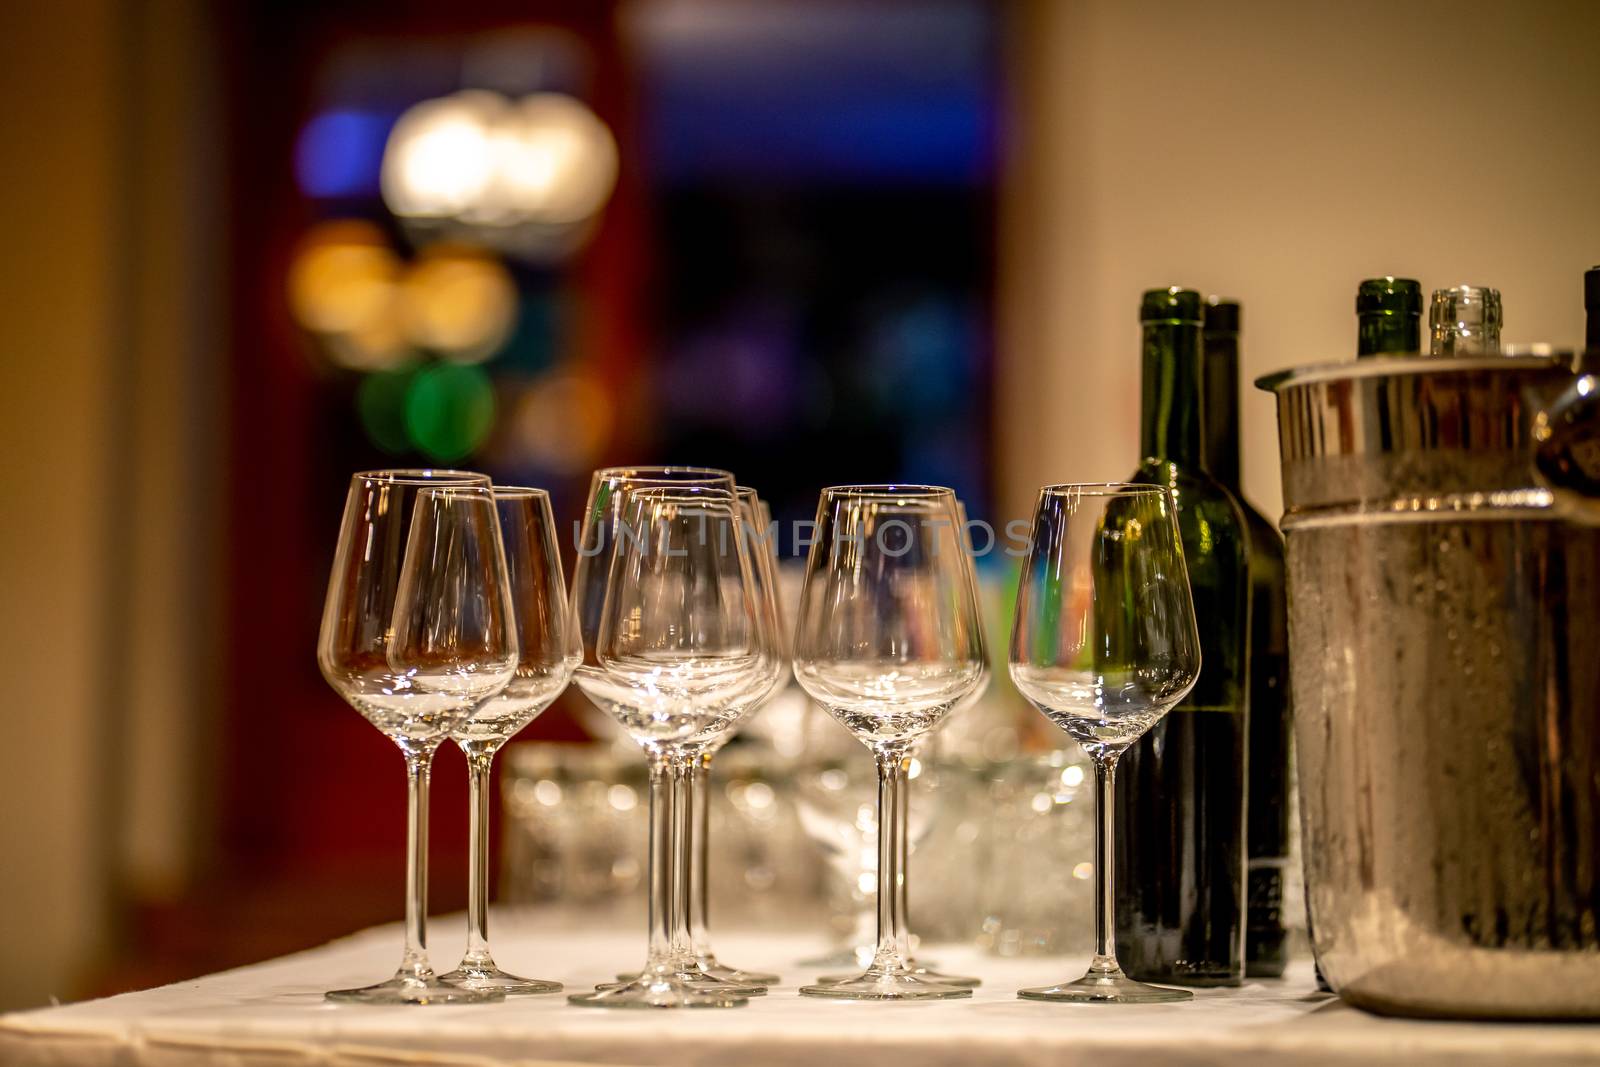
[1115,287,1250,987]
[1202,298,1291,979]
[1586,266,1599,353]
[1356,277,1422,356]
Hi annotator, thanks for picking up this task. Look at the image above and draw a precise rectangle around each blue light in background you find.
[631,0,997,185]
[295,110,392,199]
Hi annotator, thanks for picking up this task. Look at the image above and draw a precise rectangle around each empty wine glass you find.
[793,485,985,1001]
[680,487,786,987]
[815,496,987,989]
[318,473,518,1005]
[439,488,579,995]
[568,484,778,1009]
[570,466,761,1000]
[1009,483,1201,1003]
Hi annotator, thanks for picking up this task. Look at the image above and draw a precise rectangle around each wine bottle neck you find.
[1141,320,1205,468]
[1201,330,1241,487]
[1358,312,1420,356]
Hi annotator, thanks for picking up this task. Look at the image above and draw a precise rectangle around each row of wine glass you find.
[317,467,1201,1006]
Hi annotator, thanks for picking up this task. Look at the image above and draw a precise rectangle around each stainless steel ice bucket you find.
[1261,354,1600,1019]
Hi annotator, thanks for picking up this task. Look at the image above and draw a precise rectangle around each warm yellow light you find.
[398,245,517,362]
[286,220,407,371]
[508,372,615,473]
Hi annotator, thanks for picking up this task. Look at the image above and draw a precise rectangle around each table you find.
[5,910,1598,1066]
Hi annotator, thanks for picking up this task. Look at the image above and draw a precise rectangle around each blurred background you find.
[1,0,1596,1012]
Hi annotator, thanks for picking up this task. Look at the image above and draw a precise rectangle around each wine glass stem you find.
[688,757,712,957]
[894,755,914,951]
[461,745,497,969]
[645,752,683,975]
[669,756,694,962]
[1092,754,1122,975]
[400,746,437,981]
[871,748,912,972]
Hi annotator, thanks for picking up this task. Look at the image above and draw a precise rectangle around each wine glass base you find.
[605,968,766,996]
[326,974,505,1006]
[438,965,561,996]
[817,962,977,988]
[1018,971,1192,1004]
[570,975,748,1010]
[798,946,874,968]
[691,956,781,986]
[801,969,972,1001]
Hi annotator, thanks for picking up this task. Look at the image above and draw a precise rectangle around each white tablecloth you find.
[4,910,1598,1066]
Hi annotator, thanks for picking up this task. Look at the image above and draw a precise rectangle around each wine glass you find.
[570,466,761,1000]
[814,496,987,989]
[1009,483,1201,1003]
[568,484,778,1009]
[438,488,579,995]
[318,473,518,1005]
[680,487,786,987]
[793,485,985,1001]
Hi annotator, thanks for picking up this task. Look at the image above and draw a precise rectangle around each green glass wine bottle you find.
[1202,298,1290,978]
[1114,287,1250,987]
[1356,277,1422,356]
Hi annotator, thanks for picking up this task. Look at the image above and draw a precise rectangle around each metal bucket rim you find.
[1255,354,1567,394]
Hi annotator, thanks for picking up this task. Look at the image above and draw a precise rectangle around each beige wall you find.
[118,0,225,910]
[0,0,221,1011]
[0,0,121,1010]
[1000,0,1600,524]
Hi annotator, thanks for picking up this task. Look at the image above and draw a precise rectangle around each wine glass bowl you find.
[794,486,986,753]
[450,489,579,745]
[388,486,521,707]
[319,471,497,747]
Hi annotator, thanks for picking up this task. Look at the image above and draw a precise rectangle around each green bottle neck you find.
[1358,312,1420,356]
[1201,330,1241,488]
[1141,319,1205,468]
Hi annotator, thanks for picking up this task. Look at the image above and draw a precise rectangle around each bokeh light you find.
[508,372,614,474]
[494,92,618,227]
[380,91,502,220]
[355,368,417,454]
[380,89,617,242]
[295,109,389,199]
[286,220,407,371]
[404,363,496,460]
[398,244,517,362]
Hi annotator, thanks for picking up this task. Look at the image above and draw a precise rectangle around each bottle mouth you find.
[1356,277,1422,316]
[1140,286,1204,324]
[1428,285,1502,330]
